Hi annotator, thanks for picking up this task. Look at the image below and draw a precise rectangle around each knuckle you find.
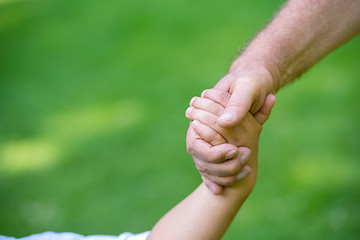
[201,172,214,183]
[201,166,210,174]
[186,143,193,154]
[221,92,231,106]
[209,132,222,145]
[206,153,217,163]
[202,100,213,110]
[207,149,223,163]
[189,137,198,149]
[195,161,211,174]
[194,161,204,171]
[195,164,203,172]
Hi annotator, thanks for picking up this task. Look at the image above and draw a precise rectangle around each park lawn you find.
[0,0,359,239]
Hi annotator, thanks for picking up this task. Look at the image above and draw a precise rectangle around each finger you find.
[200,165,251,186]
[189,97,225,117]
[213,72,233,92]
[253,94,276,125]
[186,126,238,163]
[192,120,226,146]
[194,149,251,177]
[186,106,230,136]
[217,80,259,128]
[201,175,223,195]
[201,88,231,108]
[187,107,246,147]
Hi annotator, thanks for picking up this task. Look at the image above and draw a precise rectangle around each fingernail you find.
[225,150,238,160]
[185,107,193,117]
[236,169,251,181]
[201,89,208,97]
[241,151,251,164]
[218,112,234,122]
[192,120,199,127]
[189,97,196,106]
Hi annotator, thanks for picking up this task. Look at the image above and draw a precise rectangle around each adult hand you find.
[211,64,275,128]
[186,88,276,194]
[186,125,251,195]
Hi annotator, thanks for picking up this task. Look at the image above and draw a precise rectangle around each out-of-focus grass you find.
[0,0,359,239]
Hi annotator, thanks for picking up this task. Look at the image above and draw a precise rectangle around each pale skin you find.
[148,94,276,240]
[188,0,360,193]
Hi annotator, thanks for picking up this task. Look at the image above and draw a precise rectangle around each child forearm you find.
[148,184,250,240]
[148,154,258,240]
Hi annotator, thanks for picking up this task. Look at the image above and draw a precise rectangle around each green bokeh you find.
[0,0,359,239]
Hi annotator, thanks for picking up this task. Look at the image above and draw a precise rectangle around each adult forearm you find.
[230,0,360,92]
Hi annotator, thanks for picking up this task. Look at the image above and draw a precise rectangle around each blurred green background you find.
[0,0,359,239]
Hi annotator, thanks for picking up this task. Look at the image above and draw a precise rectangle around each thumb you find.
[217,82,258,128]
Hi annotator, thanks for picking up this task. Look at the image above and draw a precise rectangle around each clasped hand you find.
[185,87,275,194]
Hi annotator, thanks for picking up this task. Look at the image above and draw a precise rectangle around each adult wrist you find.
[229,49,285,94]
[228,58,280,95]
